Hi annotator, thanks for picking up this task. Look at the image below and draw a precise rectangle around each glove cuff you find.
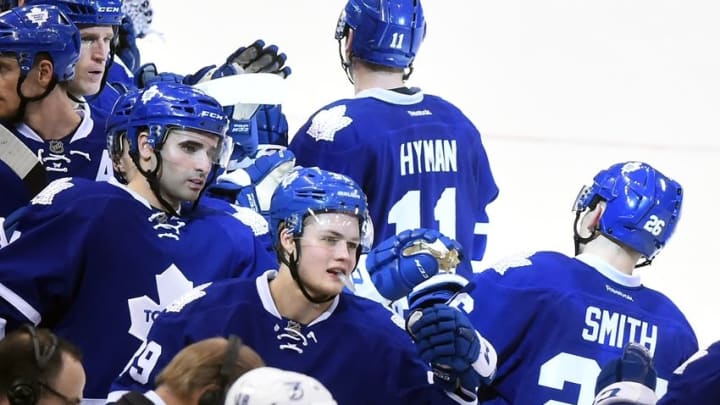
[593,382,657,405]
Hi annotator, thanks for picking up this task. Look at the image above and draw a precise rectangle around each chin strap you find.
[337,39,354,85]
[131,149,180,217]
[278,243,336,304]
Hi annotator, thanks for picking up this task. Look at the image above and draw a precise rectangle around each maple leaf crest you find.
[490,252,535,275]
[306,105,352,142]
[127,264,195,341]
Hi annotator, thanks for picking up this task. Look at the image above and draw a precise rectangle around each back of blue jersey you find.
[659,340,720,404]
[112,273,457,405]
[289,89,498,276]
[451,251,698,405]
[0,178,276,400]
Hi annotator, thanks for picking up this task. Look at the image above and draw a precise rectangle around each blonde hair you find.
[155,337,265,398]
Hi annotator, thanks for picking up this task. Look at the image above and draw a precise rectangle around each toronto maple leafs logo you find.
[31,178,74,205]
[26,6,49,26]
[490,252,535,275]
[306,105,352,142]
[141,85,162,103]
[127,264,196,341]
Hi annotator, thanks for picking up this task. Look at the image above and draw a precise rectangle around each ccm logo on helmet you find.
[98,6,121,12]
[200,111,224,120]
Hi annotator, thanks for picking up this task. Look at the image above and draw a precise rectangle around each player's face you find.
[38,352,85,405]
[68,26,114,97]
[296,213,361,296]
[0,55,21,119]
[157,128,221,206]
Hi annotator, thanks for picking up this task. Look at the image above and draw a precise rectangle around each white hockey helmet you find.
[224,367,337,405]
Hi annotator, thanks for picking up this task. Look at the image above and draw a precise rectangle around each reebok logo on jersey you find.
[605,285,634,301]
[306,105,352,142]
[407,109,432,117]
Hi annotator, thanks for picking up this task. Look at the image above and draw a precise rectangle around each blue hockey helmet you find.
[335,0,426,69]
[25,0,123,26]
[0,4,81,81]
[269,167,372,252]
[573,161,683,261]
[107,81,232,167]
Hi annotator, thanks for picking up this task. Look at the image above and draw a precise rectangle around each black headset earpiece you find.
[7,325,58,405]
[198,335,242,405]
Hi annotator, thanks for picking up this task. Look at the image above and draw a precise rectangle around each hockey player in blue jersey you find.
[395,161,698,404]
[0,82,276,402]
[593,340,720,405]
[110,166,490,405]
[0,3,121,218]
[0,4,81,215]
[289,0,498,278]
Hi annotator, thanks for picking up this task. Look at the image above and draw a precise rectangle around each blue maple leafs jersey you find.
[0,160,30,218]
[0,103,114,217]
[448,251,698,405]
[0,178,277,401]
[111,271,461,405]
[89,60,136,116]
[13,103,115,183]
[289,88,498,276]
[658,340,720,404]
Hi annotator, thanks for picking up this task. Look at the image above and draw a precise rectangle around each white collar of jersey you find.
[142,390,168,405]
[256,270,339,326]
[354,87,423,105]
[110,181,183,215]
[16,102,95,143]
[576,253,642,287]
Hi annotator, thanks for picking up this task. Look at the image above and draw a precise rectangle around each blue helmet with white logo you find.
[269,167,371,250]
[573,161,683,261]
[107,81,231,165]
[335,0,426,69]
[25,0,123,26]
[0,4,81,81]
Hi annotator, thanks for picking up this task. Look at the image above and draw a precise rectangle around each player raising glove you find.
[206,149,296,221]
[192,40,291,170]
[593,342,658,405]
[406,303,497,403]
[366,228,463,301]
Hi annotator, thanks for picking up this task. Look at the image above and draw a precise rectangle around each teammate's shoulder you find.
[337,293,408,333]
[30,177,123,205]
[163,276,257,316]
[188,203,267,238]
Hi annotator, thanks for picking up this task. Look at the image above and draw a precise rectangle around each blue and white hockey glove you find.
[116,15,141,72]
[193,40,291,170]
[207,149,295,219]
[366,228,463,301]
[133,62,185,88]
[406,303,496,402]
[593,342,658,405]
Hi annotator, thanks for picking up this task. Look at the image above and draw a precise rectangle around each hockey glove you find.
[208,149,296,219]
[593,342,658,405]
[133,62,185,88]
[116,15,142,72]
[366,228,463,301]
[406,303,496,402]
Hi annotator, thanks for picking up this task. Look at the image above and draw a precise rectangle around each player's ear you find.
[35,58,55,87]
[345,29,354,61]
[279,227,296,257]
[581,201,605,233]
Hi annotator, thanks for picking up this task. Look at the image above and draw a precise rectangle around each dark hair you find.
[0,325,82,395]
